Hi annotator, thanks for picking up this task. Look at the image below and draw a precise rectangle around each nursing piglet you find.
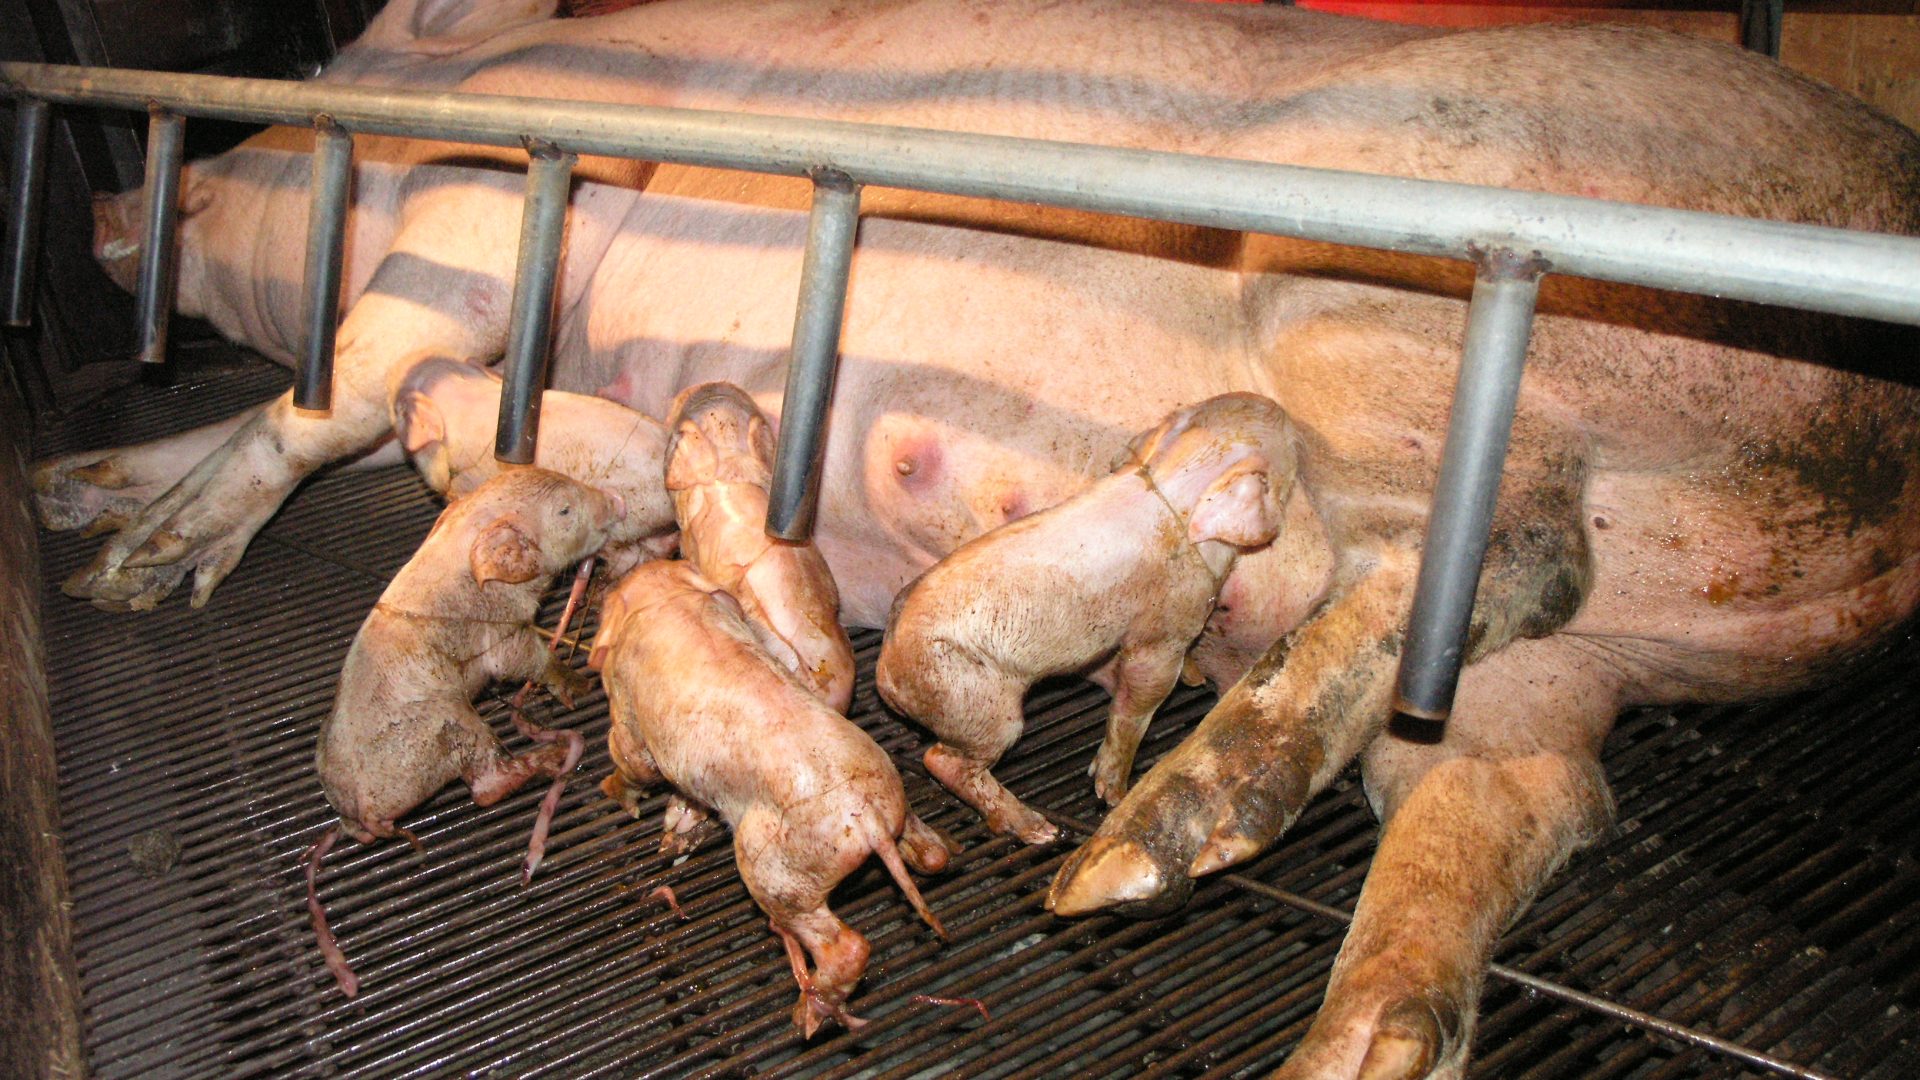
[877,393,1296,843]
[590,560,951,1036]
[392,358,679,575]
[308,467,624,997]
[666,382,855,712]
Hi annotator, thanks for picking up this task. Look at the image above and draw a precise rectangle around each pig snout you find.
[93,190,143,294]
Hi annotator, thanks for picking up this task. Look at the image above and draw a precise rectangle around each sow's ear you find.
[470,516,543,586]
[665,422,717,492]
[398,392,446,454]
[1188,458,1285,549]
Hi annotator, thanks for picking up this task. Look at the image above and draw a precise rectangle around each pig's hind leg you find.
[34,406,260,536]
[1275,637,1618,1080]
[907,670,1059,845]
[1088,639,1189,806]
[734,810,873,1037]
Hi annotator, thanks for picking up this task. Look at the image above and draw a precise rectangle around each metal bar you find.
[294,119,353,412]
[493,145,575,465]
[1223,880,1839,1080]
[1393,247,1544,722]
[1741,0,1784,59]
[133,107,184,365]
[3,97,50,327]
[1037,801,1843,1080]
[3,63,1917,326]
[767,169,860,540]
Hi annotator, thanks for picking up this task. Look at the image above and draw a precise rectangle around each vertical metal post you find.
[493,144,575,465]
[134,107,185,365]
[766,169,861,540]
[1393,247,1546,723]
[1741,0,1783,59]
[293,119,353,413]
[4,98,51,327]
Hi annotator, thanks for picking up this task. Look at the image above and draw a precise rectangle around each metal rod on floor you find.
[293,119,353,413]
[1223,879,1838,1080]
[3,63,1916,327]
[134,107,184,365]
[3,97,50,327]
[494,144,575,465]
[766,169,861,540]
[1393,247,1545,722]
[1036,804,1837,1080]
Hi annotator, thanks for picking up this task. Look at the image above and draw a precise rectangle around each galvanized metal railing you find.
[5,61,1920,721]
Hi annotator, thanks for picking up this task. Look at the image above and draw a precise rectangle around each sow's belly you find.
[564,188,1253,627]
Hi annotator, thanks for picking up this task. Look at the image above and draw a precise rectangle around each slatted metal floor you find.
[31,352,1920,1078]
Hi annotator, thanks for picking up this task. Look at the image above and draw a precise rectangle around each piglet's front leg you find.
[1088,637,1192,806]
[1050,550,1417,917]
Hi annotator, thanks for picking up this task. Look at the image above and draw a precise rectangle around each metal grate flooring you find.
[31,353,1920,1079]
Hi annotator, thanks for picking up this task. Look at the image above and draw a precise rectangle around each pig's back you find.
[615,589,898,826]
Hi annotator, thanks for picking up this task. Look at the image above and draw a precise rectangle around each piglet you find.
[392,358,679,577]
[591,560,953,1036]
[876,393,1297,844]
[307,467,625,997]
[666,382,856,712]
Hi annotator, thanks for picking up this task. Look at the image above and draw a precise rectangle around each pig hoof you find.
[1356,1000,1449,1080]
[987,803,1059,846]
[544,661,592,709]
[1047,835,1191,918]
[1088,753,1131,807]
[64,557,189,612]
[30,454,149,533]
[1187,829,1263,877]
[600,773,647,817]
[125,529,190,568]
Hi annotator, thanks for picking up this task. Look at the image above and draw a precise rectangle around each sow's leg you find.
[1274,637,1618,1080]
[33,405,259,535]
[56,163,528,609]
[1051,445,1592,915]
[1050,547,1419,916]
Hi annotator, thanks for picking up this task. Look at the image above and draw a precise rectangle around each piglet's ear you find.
[586,596,625,671]
[399,392,447,454]
[1188,459,1284,549]
[470,517,542,586]
[665,422,716,492]
[747,414,776,466]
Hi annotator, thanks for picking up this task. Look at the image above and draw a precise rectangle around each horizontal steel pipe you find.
[767,170,861,541]
[4,97,50,327]
[494,147,575,465]
[3,62,1918,326]
[294,121,353,413]
[1394,249,1545,722]
[134,107,185,366]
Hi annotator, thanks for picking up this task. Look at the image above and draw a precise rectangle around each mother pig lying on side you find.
[308,467,624,997]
